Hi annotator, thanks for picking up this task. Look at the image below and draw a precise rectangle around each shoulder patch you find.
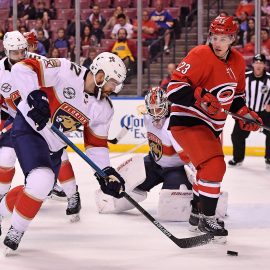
[43,59,61,68]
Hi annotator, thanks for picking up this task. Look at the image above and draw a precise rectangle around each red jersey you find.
[166,45,246,136]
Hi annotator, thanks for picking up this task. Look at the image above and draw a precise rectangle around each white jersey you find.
[11,57,113,168]
[0,52,44,118]
[144,114,186,168]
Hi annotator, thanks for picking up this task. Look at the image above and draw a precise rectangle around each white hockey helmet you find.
[3,30,28,58]
[145,86,169,120]
[90,52,127,94]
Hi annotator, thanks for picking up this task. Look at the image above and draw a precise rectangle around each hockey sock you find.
[0,167,15,196]
[0,185,24,217]
[58,160,77,198]
[199,194,219,216]
[12,190,43,232]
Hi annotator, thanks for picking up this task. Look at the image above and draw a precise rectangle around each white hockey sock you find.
[61,180,77,198]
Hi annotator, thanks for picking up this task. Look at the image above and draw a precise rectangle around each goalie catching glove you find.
[235,106,263,131]
[194,87,221,115]
[27,90,51,131]
[94,167,125,198]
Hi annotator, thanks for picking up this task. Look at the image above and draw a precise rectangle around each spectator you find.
[235,0,255,17]
[37,29,50,54]
[82,47,98,69]
[229,54,270,167]
[18,25,28,34]
[53,28,69,50]
[242,34,255,55]
[108,28,136,83]
[262,0,270,16]
[17,0,36,20]
[238,11,249,32]
[104,6,130,31]
[30,18,49,39]
[111,14,133,39]
[91,20,105,45]
[81,25,97,47]
[0,27,5,40]
[49,47,60,58]
[35,1,53,28]
[66,19,85,38]
[243,18,255,45]
[219,11,229,16]
[160,63,176,90]
[233,18,244,46]
[86,4,106,29]
[261,28,270,56]
[150,0,174,54]
[133,10,159,58]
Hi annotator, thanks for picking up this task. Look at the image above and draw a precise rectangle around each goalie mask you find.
[90,52,127,100]
[3,31,28,64]
[145,87,169,120]
[23,31,38,51]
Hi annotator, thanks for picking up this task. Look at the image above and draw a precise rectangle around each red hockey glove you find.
[236,106,263,131]
[194,87,221,115]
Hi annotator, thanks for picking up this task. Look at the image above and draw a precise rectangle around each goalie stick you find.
[222,109,270,132]
[50,125,213,249]
[108,125,129,144]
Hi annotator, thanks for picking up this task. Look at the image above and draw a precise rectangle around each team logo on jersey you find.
[43,59,59,68]
[147,132,162,161]
[210,82,237,105]
[52,102,88,132]
[1,83,11,93]
[63,87,76,99]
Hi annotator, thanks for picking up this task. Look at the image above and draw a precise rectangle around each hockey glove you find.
[194,87,221,115]
[94,166,125,198]
[236,106,263,131]
[27,90,51,131]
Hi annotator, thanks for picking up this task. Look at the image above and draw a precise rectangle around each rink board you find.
[66,98,266,156]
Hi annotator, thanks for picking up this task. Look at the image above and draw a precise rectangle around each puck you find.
[227,250,238,256]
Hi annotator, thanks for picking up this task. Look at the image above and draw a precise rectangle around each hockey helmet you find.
[90,52,127,94]
[3,30,28,58]
[145,86,169,120]
[209,15,238,35]
[23,31,38,48]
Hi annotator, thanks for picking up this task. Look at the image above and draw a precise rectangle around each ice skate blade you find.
[228,163,242,167]
[188,224,199,233]
[2,247,17,257]
[49,194,67,201]
[69,214,80,223]
[212,235,227,244]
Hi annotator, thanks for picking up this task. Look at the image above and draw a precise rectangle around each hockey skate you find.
[49,183,67,201]
[66,191,81,222]
[3,226,24,255]
[198,215,228,243]
[265,158,270,169]
[228,159,243,166]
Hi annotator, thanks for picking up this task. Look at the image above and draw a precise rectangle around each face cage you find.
[147,101,168,120]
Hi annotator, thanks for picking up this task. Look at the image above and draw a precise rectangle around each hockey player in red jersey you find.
[166,15,263,238]
[0,52,127,252]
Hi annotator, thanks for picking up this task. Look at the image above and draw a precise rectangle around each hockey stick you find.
[108,125,130,144]
[50,125,213,249]
[222,109,270,132]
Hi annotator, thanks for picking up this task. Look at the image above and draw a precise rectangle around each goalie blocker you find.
[95,156,228,220]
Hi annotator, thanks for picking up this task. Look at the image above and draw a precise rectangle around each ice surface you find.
[0,154,270,269]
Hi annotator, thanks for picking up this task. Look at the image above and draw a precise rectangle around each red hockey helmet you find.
[23,32,38,47]
[209,15,238,35]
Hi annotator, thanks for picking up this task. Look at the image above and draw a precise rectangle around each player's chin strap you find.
[93,74,106,101]
[50,124,213,249]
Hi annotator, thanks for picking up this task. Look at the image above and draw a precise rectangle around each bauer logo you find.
[120,114,146,139]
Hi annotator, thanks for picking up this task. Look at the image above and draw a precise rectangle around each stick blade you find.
[172,233,213,248]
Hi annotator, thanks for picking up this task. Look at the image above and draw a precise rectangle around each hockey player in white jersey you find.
[95,87,228,222]
[0,51,127,252]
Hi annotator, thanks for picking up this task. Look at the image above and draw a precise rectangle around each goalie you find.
[96,87,228,222]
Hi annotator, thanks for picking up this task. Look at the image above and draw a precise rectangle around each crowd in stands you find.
[0,0,191,82]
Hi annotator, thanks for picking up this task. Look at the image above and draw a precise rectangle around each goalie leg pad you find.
[157,186,193,221]
[95,188,147,214]
[216,191,228,218]
[116,154,146,191]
